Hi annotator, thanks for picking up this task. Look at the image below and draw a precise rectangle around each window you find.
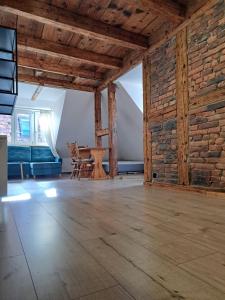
[0,108,50,145]
[15,111,33,144]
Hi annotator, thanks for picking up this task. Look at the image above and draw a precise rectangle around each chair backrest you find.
[67,142,92,161]
[67,142,79,160]
[79,148,91,160]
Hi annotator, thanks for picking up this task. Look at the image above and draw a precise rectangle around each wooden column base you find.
[91,148,109,180]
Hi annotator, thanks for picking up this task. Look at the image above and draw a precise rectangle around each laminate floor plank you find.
[0,255,37,300]
[43,199,215,265]
[81,237,225,300]
[84,233,223,300]
[81,238,173,300]
[180,253,225,293]
[0,176,224,300]
[0,204,23,259]
[79,286,133,300]
[10,202,116,300]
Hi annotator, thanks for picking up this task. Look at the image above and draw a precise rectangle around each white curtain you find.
[39,111,59,158]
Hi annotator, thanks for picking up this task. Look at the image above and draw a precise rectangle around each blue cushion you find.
[30,162,61,176]
[31,146,55,162]
[7,145,62,178]
[8,146,31,162]
[8,162,31,178]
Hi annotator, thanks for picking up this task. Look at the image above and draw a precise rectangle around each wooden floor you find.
[1,175,225,300]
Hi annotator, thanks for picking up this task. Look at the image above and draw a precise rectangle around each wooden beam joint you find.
[96,128,109,137]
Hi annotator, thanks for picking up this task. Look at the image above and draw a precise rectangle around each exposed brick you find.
[216,163,225,169]
[188,0,225,104]
[146,0,225,189]
[163,119,176,131]
[215,137,224,144]
[198,121,219,129]
[207,100,225,111]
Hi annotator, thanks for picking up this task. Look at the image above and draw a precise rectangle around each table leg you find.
[20,163,24,180]
[91,150,108,180]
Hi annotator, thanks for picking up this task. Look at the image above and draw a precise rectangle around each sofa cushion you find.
[31,146,55,162]
[8,162,31,177]
[8,146,31,162]
[30,162,61,169]
[30,162,61,176]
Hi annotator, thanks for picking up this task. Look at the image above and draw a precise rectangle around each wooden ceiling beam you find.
[0,0,149,50]
[17,34,122,70]
[185,0,211,17]
[97,0,214,91]
[140,0,185,23]
[19,74,95,92]
[18,56,104,81]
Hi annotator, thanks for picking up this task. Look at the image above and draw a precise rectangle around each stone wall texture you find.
[0,115,11,143]
[188,0,225,102]
[149,37,178,184]
[189,100,225,187]
[148,0,225,189]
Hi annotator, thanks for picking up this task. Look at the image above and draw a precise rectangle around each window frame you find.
[0,107,51,146]
[14,109,34,145]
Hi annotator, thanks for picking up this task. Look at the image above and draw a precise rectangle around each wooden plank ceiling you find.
[0,0,207,92]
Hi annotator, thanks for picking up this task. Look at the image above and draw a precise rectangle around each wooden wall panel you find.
[176,28,189,185]
[143,56,152,183]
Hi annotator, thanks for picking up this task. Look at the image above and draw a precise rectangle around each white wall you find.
[56,90,95,172]
[118,64,143,112]
[101,83,143,161]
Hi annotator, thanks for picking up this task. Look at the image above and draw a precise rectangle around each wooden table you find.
[79,147,108,180]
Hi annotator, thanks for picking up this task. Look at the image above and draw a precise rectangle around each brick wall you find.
[151,118,178,183]
[149,38,178,184]
[188,0,225,101]
[189,101,225,188]
[146,0,225,189]
[188,0,225,188]
[0,115,11,143]
[150,37,176,113]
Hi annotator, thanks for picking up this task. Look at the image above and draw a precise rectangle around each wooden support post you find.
[94,91,102,148]
[176,27,189,185]
[108,83,118,178]
[143,56,152,184]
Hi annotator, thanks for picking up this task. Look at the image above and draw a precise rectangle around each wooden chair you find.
[67,142,93,180]
[67,142,79,179]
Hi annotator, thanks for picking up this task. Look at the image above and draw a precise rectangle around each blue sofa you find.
[8,146,62,179]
